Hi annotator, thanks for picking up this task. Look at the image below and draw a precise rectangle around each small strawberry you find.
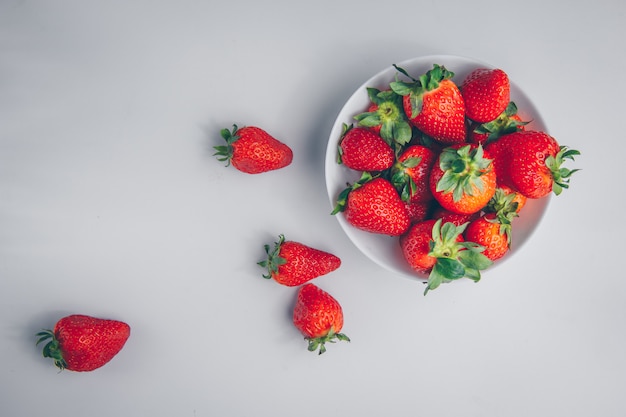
[390,64,466,144]
[292,283,350,355]
[429,144,497,214]
[258,234,341,287]
[486,130,580,198]
[337,124,395,172]
[353,88,413,147]
[389,145,437,203]
[214,124,293,174]
[332,172,410,236]
[468,101,528,145]
[36,314,130,372]
[464,213,511,261]
[460,68,510,123]
[399,219,492,294]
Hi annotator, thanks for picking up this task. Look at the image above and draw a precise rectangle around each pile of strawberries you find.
[36,62,581,368]
[332,63,579,294]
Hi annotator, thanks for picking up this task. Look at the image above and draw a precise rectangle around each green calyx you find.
[36,329,67,371]
[472,101,529,144]
[331,171,375,215]
[436,144,492,202]
[424,219,493,295]
[546,145,581,195]
[353,88,412,147]
[257,234,287,279]
[390,64,455,118]
[306,326,351,355]
[213,124,240,166]
[390,156,423,201]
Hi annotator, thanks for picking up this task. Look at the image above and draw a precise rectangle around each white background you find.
[1,1,623,416]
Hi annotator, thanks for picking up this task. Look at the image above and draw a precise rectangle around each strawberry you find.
[292,283,350,355]
[390,64,466,144]
[214,124,293,174]
[389,145,437,203]
[468,102,528,145]
[403,200,432,224]
[332,172,410,236]
[429,144,497,214]
[337,124,395,171]
[258,234,341,286]
[486,130,580,198]
[464,213,511,261]
[36,314,130,372]
[460,68,510,123]
[399,219,492,294]
[353,88,412,147]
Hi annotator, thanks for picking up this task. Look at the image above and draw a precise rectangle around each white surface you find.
[1,1,624,416]
[325,54,550,279]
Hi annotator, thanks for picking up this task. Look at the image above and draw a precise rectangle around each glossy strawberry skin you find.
[292,284,350,354]
[461,68,510,123]
[39,315,130,372]
[487,130,560,198]
[465,213,509,261]
[338,126,394,171]
[215,125,293,174]
[259,235,341,287]
[399,219,464,273]
[293,284,344,339]
[402,79,466,144]
[343,177,410,236]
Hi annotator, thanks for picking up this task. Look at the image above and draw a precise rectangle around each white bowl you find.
[325,55,550,280]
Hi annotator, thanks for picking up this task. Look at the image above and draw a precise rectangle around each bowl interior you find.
[325,55,550,280]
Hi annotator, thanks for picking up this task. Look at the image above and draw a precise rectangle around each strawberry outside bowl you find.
[324,54,551,281]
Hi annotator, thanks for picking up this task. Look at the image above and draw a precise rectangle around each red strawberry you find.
[353,88,413,147]
[399,219,492,294]
[403,200,432,224]
[337,124,394,171]
[464,213,510,261]
[461,68,510,123]
[486,130,580,198]
[292,283,350,355]
[389,145,437,202]
[332,173,410,236]
[468,102,528,145]
[390,64,466,144]
[36,314,130,372]
[258,234,341,286]
[429,144,497,214]
[214,124,293,174]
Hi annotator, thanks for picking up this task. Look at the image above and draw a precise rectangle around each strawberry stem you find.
[306,326,350,355]
[257,234,288,279]
[36,329,67,371]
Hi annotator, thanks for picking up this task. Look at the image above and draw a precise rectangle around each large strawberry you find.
[390,64,466,144]
[389,145,437,203]
[332,172,410,236]
[399,219,492,294]
[486,130,580,198]
[292,283,350,355]
[36,314,130,372]
[460,68,510,123]
[214,124,293,174]
[353,88,412,147]
[258,234,341,286]
[429,144,497,214]
[337,124,394,172]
